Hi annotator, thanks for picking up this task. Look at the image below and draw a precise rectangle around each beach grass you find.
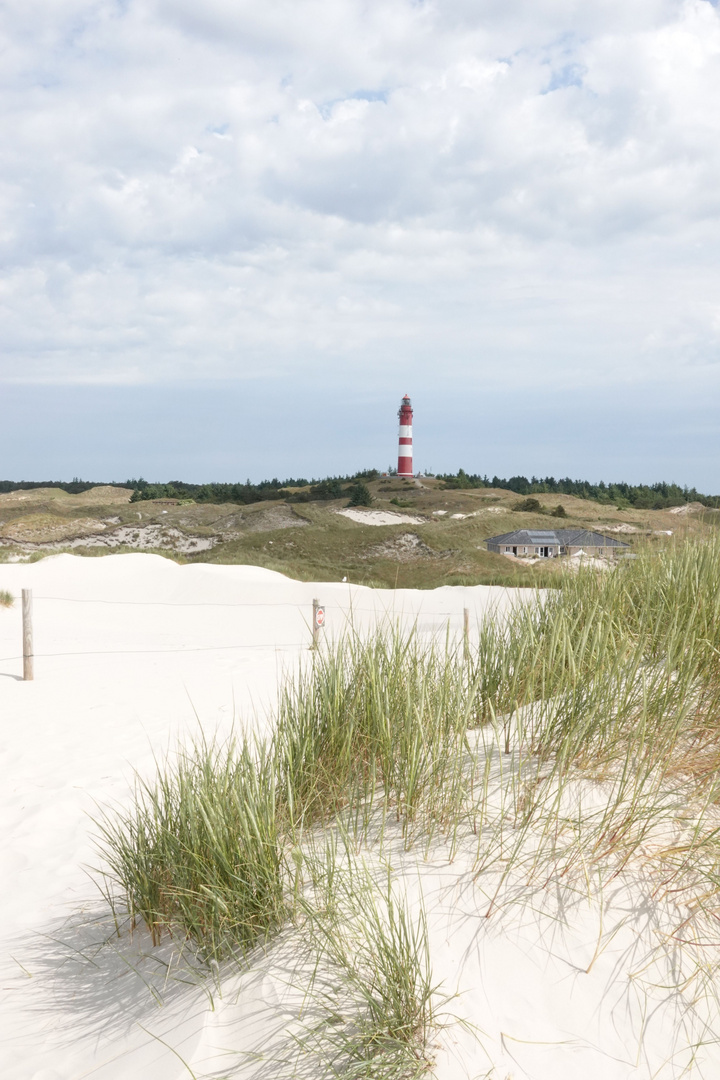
[94,738,287,960]
[0,589,13,607]
[296,837,439,1078]
[94,535,720,1072]
[274,627,477,846]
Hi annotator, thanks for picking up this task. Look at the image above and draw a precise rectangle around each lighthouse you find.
[397,394,414,477]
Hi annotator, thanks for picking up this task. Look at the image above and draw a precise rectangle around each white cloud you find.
[1,0,720,388]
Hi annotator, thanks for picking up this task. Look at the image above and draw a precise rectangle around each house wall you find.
[488,538,626,558]
[493,542,560,557]
[563,544,621,558]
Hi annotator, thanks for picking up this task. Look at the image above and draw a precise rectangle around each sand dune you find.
[0,555,528,1080]
[0,554,714,1079]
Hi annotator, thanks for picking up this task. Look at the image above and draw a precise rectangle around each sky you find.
[2,0,720,488]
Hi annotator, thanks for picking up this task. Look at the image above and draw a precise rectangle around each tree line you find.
[0,472,379,504]
[126,471,378,504]
[0,468,715,510]
[437,470,719,509]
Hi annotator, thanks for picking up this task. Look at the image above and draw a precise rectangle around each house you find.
[485,529,630,559]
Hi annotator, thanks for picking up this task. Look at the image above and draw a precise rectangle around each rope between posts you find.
[0,623,472,664]
[0,641,305,662]
[2,591,477,680]
[29,596,466,616]
[32,597,308,608]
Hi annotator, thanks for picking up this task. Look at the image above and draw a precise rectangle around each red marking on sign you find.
[315,607,325,627]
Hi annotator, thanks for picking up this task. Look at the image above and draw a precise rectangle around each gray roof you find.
[486,529,629,548]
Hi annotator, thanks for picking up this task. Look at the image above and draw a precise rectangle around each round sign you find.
[315,607,325,627]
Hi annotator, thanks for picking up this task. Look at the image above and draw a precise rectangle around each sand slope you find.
[0,555,715,1078]
[0,554,532,1080]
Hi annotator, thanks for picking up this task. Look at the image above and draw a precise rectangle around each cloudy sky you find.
[2,0,720,487]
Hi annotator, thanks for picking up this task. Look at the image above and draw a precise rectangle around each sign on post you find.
[312,599,325,649]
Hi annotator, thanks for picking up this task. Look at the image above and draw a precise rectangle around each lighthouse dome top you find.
[398,394,413,420]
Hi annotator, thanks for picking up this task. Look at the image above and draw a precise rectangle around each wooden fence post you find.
[463,606,470,661]
[22,589,34,681]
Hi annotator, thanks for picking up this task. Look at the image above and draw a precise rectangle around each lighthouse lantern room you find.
[397,394,414,477]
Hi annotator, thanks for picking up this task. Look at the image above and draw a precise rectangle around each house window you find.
[523,547,527,554]
[505,547,511,553]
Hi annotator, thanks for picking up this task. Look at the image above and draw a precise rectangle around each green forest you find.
[437,470,719,510]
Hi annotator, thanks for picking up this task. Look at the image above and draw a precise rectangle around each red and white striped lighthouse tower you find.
[397,394,414,477]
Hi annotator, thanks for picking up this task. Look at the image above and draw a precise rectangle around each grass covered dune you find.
[93,538,720,1079]
[3,544,720,1077]
[0,555,526,1079]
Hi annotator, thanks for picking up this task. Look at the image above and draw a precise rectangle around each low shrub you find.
[512,497,542,512]
[347,481,373,507]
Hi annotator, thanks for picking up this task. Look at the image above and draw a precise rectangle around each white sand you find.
[668,503,704,515]
[336,508,425,525]
[0,554,715,1078]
